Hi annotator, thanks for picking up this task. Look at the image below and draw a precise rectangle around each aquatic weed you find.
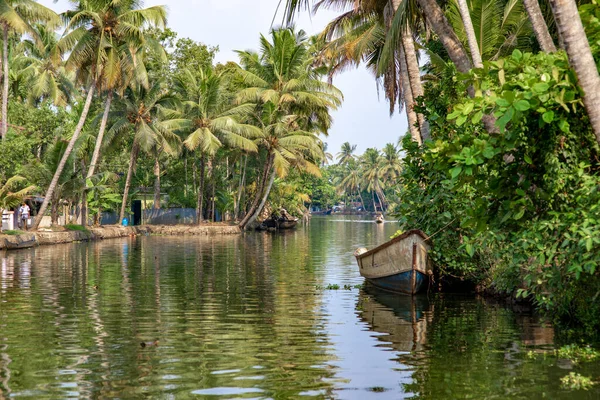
[325,284,340,290]
[560,372,595,390]
[556,344,600,364]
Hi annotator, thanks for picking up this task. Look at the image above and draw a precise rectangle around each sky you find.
[39,0,408,156]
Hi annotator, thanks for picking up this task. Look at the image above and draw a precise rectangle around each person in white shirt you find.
[19,202,30,230]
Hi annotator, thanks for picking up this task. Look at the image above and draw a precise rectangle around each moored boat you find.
[375,214,384,223]
[354,229,432,295]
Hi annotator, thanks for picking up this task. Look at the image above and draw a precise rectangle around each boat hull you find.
[354,229,431,295]
[366,270,428,295]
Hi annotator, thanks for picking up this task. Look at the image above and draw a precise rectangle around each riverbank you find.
[0,224,241,250]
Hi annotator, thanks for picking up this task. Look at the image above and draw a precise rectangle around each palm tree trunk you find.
[1,24,8,140]
[119,140,139,224]
[245,168,276,229]
[239,153,274,229]
[399,42,423,144]
[372,191,377,212]
[196,154,206,224]
[235,155,248,220]
[358,189,366,211]
[549,0,600,143]
[415,0,473,73]
[82,91,113,227]
[401,29,431,141]
[153,154,160,210]
[211,177,216,222]
[457,0,484,68]
[523,0,557,52]
[32,81,96,230]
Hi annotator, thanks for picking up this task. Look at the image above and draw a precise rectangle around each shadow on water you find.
[0,216,599,399]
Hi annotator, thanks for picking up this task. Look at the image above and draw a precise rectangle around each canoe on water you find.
[354,229,432,295]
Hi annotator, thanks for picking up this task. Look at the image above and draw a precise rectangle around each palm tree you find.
[20,23,75,107]
[360,147,386,211]
[0,0,60,139]
[336,142,357,165]
[337,158,365,210]
[523,0,557,52]
[0,176,35,232]
[235,28,342,229]
[166,66,261,224]
[32,0,166,230]
[379,143,402,184]
[107,80,180,224]
[548,0,600,143]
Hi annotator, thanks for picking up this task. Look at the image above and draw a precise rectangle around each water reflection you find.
[0,217,599,399]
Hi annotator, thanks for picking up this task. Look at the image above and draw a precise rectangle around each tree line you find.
[0,0,341,231]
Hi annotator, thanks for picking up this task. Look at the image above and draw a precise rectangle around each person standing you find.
[19,202,30,230]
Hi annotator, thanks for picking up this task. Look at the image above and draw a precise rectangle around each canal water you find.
[1,216,599,399]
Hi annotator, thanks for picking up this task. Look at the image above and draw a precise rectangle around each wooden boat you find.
[354,229,432,294]
[375,214,384,223]
[2,234,36,250]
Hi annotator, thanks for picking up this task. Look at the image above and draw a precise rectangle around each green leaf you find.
[462,102,474,115]
[559,119,570,133]
[512,49,523,61]
[542,111,554,123]
[524,155,533,164]
[532,82,549,93]
[586,237,593,252]
[472,111,483,124]
[514,100,530,111]
[450,166,463,178]
[456,115,467,126]
[513,208,525,220]
[465,243,475,257]
[496,107,515,131]
[495,98,510,107]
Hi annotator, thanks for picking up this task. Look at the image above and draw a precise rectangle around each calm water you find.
[1,216,599,399]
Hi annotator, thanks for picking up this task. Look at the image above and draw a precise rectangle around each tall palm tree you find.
[106,80,180,224]
[0,0,60,139]
[235,28,342,229]
[379,143,402,184]
[548,0,600,143]
[336,141,357,165]
[360,147,386,212]
[32,0,166,230]
[166,66,261,224]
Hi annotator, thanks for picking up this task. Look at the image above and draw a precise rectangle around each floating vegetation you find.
[556,345,600,364]
[315,283,363,291]
[560,372,595,390]
[368,386,386,392]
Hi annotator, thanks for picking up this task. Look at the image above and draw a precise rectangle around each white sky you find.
[39,0,408,155]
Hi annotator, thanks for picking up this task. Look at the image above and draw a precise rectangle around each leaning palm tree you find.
[0,0,60,139]
[31,0,166,230]
[379,143,402,184]
[0,176,35,232]
[165,66,262,224]
[235,28,342,229]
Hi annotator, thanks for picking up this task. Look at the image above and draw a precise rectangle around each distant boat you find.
[375,214,384,223]
[276,217,298,229]
[354,229,432,295]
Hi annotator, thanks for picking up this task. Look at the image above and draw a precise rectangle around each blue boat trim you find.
[367,270,428,295]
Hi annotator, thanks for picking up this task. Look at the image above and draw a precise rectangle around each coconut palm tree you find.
[19,23,75,107]
[379,143,402,184]
[455,0,484,67]
[360,147,386,211]
[106,80,180,224]
[235,28,342,229]
[548,0,600,143]
[0,0,60,139]
[32,0,166,230]
[336,142,357,165]
[165,66,262,223]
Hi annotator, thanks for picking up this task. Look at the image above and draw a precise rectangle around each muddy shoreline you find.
[0,224,241,250]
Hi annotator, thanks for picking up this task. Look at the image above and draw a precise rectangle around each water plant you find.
[560,372,595,390]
